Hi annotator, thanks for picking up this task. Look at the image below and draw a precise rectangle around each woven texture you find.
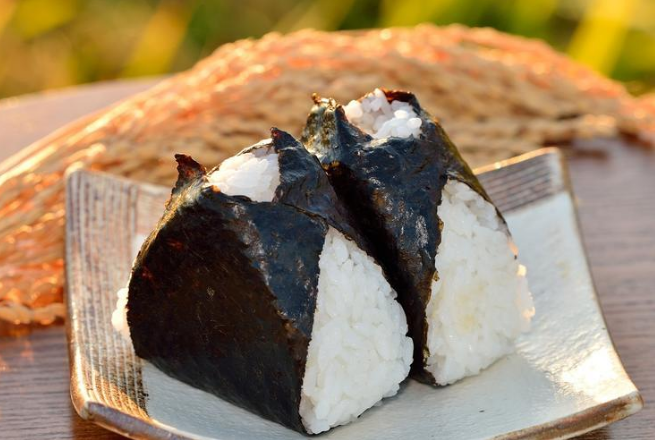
[1,25,653,325]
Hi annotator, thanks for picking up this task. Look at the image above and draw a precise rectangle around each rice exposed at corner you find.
[300,227,412,433]
[344,88,422,139]
[426,180,533,384]
[205,141,280,202]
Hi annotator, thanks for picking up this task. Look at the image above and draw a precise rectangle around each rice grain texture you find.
[206,145,280,202]
[426,180,534,384]
[300,227,412,434]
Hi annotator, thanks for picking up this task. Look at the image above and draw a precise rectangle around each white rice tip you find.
[300,227,413,434]
[425,180,535,385]
[344,88,422,139]
[111,286,131,340]
[205,141,280,202]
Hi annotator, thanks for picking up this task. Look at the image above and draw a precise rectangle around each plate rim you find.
[65,147,644,440]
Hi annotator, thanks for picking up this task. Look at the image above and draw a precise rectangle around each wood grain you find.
[0,83,653,439]
[569,139,655,440]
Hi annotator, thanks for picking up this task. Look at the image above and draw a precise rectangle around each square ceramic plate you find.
[65,148,643,440]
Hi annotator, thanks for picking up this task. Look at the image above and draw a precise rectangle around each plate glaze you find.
[65,148,643,440]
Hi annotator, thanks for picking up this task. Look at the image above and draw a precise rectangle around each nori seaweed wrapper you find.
[301,89,504,385]
[127,128,367,433]
[243,128,366,250]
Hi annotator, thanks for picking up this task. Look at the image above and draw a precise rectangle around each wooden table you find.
[0,82,653,440]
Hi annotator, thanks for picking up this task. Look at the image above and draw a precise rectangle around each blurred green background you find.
[0,0,653,99]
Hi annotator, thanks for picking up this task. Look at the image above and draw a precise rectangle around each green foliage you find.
[0,0,652,98]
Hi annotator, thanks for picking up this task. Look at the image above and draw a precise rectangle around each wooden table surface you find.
[0,82,653,440]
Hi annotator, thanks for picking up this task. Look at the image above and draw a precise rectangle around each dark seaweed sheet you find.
[232,128,368,253]
[128,154,329,433]
[301,89,498,384]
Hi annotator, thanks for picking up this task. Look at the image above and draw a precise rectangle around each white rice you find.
[112,287,131,340]
[299,227,413,434]
[425,180,534,384]
[205,142,280,202]
[344,88,422,139]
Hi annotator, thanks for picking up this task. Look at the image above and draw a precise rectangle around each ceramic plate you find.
[65,148,643,440]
